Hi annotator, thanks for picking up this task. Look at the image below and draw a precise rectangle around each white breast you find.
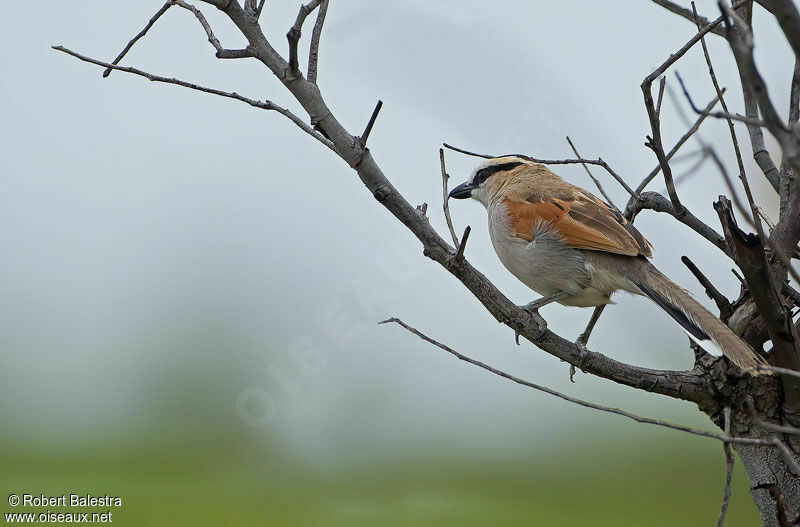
[487,201,590,298]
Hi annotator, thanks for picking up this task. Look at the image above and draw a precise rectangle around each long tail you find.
[630,260,766,373]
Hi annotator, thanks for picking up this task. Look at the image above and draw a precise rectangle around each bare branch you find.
[442,144,636,198]
[709,150,800,285]
[455,226,470,262]
[440,149,460,248]
[630,92,722,201]
[717,407,733,527]
[441,143,492,159]
[53,45,335,152]
[307,0,329,84]
[359,100,383,147]
[102,1,173,78]
[651,0,727,37]
[255,0,266,20]
[681,255,733,319]
[790,58,800,126]
[675,73,768,127]
[646,0,749,83]
[722,1,796,157]
[642,78,682,210]
[640,0,751,211]
[379,317,777,448]
[286,0,324,80]
[655,76,667,118]
[772,438,800,475]
[757,0,800,59]
[631,192,728,252]
[566,136,618,209]
[690,3,769,253]
[172,0,223,53]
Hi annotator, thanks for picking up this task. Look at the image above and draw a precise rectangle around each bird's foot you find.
[574,333,590,351]
[569,335,592,383]
[520,292,569,315]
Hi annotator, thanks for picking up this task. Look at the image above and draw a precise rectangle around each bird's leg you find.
[521,291,569,313]
[576,305,606,349]
[514,291,569,345]
[568,305,607,382]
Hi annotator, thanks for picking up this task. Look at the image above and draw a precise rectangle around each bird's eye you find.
[472,161,525,186]
[473,168,492,186]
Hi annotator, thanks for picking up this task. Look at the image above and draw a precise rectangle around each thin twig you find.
[102,1,173,78]
[790,58,800,126]
[639,0,750,212]
[455,226,471,262]
[442,144,636,198]
[631,92,722,199]
[691,0,768,262]
[630,192,728,253]
[379,317,788,449]
[566,136,618,208]
[772,438,800,475]
[717,407,733,527]
[651,0,727,37]
[359,100,383,147]
[646,0,749,82]
[675,72,767,127]
[681,255,733,319]
[655,76,667,118]
[642,87,682,210]
[172,0,222,53]
[286,0,324,79]
[307,0,328,84]
[707,148,800,283]
[255,0,267,20]
[173,0,251,59]
[53,45,335,152]
[441,143,493,159]
[670,148,710,189]
[440,148,460,248]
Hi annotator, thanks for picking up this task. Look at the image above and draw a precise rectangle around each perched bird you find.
[448,155,765,372]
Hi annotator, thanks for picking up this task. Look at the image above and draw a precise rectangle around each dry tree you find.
[54,0,800,524]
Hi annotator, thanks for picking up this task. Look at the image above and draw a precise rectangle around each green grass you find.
[0,436,760,526]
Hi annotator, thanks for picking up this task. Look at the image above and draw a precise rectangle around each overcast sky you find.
[1,1,795,467]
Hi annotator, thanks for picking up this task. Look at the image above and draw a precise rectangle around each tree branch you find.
[757,0,800,59]
[52,45,334,152]
[629,92,722,202]
[306,0,328,84]
[651,0,727,37]
[440,149,460,248]
[102,1,173,78]
[682,255,734,320]
[717,407,733,527]
[380,317,787,451]
[286,0,324,80]
[566,136,618,209]
[631,192,728,253]
[442,143,637,198]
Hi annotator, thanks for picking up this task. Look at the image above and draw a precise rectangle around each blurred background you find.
[1,1,794,524]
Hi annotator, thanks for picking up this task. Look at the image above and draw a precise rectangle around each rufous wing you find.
[503,191,653,257]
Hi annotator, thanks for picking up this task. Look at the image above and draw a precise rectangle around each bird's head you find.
[449,155,537,206]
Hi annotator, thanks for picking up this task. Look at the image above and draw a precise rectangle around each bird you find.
[448,154,765,372]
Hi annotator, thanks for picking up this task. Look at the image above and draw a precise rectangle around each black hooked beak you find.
[448,182,474,199]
